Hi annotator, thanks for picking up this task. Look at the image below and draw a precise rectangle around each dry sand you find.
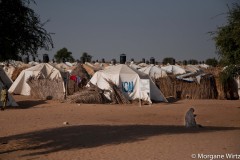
[0,95,240,160]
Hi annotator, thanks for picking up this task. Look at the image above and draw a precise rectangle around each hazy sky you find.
[31,0,235,62]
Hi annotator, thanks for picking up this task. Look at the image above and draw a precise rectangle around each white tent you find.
[184,65,201,73]
[0,67,13,88]
[89,64,167,103]
[235,76,240,99]
[198,64,209,69]
[139,64,168,79]
[53,62,74,73]
[138,63,148,67]
[9,63,64,96]
[3,65,15,81]
[0,67,18,106]
[129,63,142,70]
[161,65,186,75]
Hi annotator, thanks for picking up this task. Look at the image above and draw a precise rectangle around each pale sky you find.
[31,0,236,62]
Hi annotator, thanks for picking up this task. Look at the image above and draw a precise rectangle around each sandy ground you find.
[0,95,240,160]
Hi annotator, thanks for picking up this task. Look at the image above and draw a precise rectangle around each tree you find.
[162,57,175,65]
[80,52,92,63]
[54,48,74,63]
[0,0,53,61]
[211,3,240,98]
[211,3,240,66]
[205,58,218,67]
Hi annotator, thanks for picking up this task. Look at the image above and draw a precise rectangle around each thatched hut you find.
[203,67,239,100]
[155,74,218,99]
[67,64,90,95]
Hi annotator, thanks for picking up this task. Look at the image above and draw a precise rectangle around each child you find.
[1,86,8,111]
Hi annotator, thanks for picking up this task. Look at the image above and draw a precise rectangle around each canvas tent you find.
[0,67,18,106]
[139,64,168,79]
[9,63,64,96]
[161,65,186,75]
[129,63,142,70]
[53,62,76,73]
[89,64,167,103]
[235,76,240,99]
[184,65,201,73]
[3,65,15,81]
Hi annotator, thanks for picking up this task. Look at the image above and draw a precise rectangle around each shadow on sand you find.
[9,100,47,109]
[0,125,239,157]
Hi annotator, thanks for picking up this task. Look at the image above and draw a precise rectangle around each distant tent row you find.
[2,60,239,104]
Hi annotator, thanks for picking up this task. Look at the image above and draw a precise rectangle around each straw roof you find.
[67,64,90,95]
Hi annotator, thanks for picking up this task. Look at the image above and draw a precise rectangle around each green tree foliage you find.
[54,48,74,63]
[162,57,175,65]
[80,52,92,63]
[0,0,53,61]
[211,3,240,66]
[211,3,240,96]
[205,58,218,67]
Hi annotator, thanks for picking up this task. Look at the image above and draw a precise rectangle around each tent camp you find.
[89,64,167,103]
[161,65,186,75]
[9,63,64,96]
[139,64,168,79]
[0,67,18,106]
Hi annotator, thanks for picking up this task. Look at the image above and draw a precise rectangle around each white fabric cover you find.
[9,63,64,96]
[139,64,168,79]
[184,65,200,73]
[3,65,15,81]
[89,64,167,103]
[235,76,240,99]
[161,65,186,75]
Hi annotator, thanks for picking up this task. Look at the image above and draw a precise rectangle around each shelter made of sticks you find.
[155,74,218,99]
[27,76,65,100]
[203,67,239,100]
[67,81,131,104]
[67,64,90,95]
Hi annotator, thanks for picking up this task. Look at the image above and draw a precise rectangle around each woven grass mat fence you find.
[155,74,218,99]
[27,77,65,100]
